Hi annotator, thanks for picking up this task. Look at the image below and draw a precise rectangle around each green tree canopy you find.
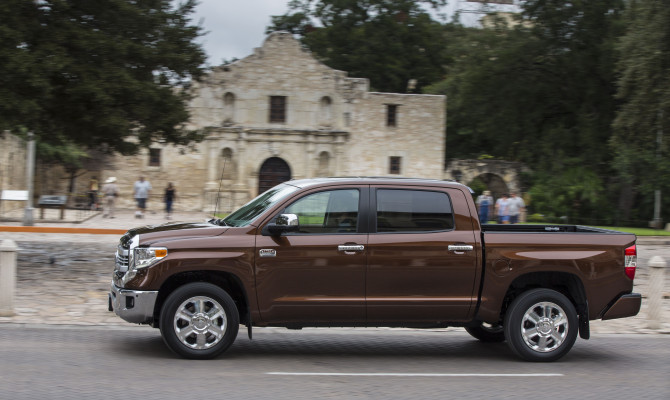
[611,0,670,221]
[425,0,627,223]
[267,0,447,93]
[0,0,206,156]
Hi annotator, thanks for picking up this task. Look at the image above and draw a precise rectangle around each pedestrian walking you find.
[164,182,176,220]
[102,177,119,218]
[476,190,493,224]
[495,194,510,224]
[507,192,526,224]
[88,176,99,210]
[133,176,152,218]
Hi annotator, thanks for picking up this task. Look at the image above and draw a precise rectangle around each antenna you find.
[213,157,227,219]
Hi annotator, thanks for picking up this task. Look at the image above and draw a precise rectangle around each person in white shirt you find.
[102,177,118,218]
[507,192,526,224]
[133,176,152,218]
[495,194,510,224]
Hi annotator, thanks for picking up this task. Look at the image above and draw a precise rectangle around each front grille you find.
[115,243,130,273]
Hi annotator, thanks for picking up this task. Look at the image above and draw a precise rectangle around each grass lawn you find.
[593,226,670,236]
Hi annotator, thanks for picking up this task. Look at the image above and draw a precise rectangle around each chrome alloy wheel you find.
[520,301,569,353]
[173,296,227,350]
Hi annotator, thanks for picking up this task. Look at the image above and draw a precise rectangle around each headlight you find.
[132,247,168,270]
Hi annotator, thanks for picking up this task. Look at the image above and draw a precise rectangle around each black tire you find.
[465,322,506,343]
[159,282,239,359]
[504,288,578,362]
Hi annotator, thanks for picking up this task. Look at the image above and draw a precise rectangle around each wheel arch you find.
[153,270,250,328]
[499,271,589,339]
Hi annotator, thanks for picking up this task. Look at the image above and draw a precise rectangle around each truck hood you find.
[123,221,228,246]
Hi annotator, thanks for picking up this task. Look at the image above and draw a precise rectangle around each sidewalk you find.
[0,210,668,334]
[0,207,211,234]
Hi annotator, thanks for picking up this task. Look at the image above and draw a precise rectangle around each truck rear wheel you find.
[159,282,239,359]
[504,288,578,362]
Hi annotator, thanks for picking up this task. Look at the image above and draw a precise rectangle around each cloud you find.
[192,0,291,66]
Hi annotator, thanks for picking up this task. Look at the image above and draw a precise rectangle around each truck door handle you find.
[448,244,474,252]
[338,245,365,252]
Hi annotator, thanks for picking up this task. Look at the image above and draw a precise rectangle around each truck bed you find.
[481,224,625,234]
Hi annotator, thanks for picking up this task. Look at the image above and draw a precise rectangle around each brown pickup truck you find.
[109,177,641,362]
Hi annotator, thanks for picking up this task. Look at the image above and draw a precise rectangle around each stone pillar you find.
[647,256,667,330]
[206,142,219,188]
[304,133,314,179]
[334,137,345,176]
[235,138,246,187]
[0,239,18,316]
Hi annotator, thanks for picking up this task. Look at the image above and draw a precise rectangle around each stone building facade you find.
[100,32,446,212]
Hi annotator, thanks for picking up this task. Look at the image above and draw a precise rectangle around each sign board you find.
[38,195,67,205]
[1,190,29,201]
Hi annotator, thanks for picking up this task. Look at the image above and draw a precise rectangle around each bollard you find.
[647,256,667,330]
[0,239,18,316]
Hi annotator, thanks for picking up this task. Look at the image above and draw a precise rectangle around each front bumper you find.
[601,293,642,320]
[108,283,158,324]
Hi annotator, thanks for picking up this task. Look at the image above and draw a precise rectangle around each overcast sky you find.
[189,1,522,66]
[189,0,488,66]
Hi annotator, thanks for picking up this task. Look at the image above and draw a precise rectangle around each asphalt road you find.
[0,325,667,399]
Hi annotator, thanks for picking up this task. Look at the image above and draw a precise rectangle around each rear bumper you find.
[601,293,642,320]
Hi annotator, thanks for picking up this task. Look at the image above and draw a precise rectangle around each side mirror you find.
[265,213,299,236]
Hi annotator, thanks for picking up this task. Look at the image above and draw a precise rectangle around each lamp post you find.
[22,131,35,226]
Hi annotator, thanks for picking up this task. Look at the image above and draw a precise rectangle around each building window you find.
[223,92,235,123]
[344,112,351,127]
[149,148,161,167]
[269,96,287,123]
[386,104,398,127]
[221,148,236,180]
[317,151,330,177]
[389,156,401,175]
[319,96,332,126]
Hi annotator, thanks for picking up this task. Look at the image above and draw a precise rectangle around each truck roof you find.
[284,177,473,192]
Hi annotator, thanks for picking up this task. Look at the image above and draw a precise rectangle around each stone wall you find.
[0,133,27,212]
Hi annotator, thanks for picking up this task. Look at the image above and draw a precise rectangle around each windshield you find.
[221,183,299,227]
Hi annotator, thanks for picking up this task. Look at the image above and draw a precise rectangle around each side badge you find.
[259,249,276,258]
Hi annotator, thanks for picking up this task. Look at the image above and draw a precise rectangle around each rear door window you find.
[375,189,454,232]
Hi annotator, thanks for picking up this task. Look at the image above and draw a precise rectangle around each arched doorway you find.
[258,157,291,194]
[470,173,509,200]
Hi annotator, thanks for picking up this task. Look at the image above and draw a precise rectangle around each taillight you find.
[624,245,637,280]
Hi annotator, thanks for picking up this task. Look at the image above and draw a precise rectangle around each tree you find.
[425,0,627,223]
[267,0,447,93]
[611,0,670,223]
[0,0,206,156]
[0,0,50,128]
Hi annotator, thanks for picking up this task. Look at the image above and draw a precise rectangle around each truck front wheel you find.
[504,288,578,362]
[159,282,239,359]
